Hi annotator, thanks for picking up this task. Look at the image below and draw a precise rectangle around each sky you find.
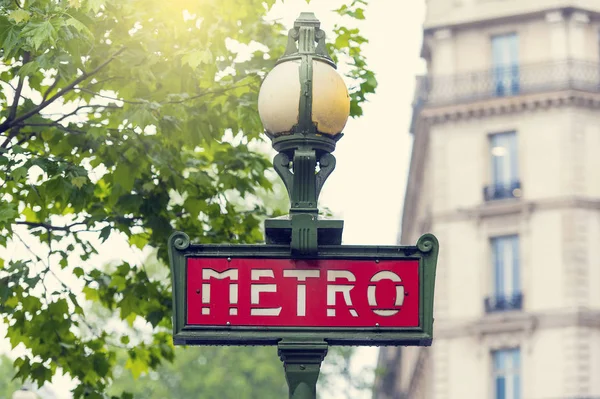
[2,0,426,397]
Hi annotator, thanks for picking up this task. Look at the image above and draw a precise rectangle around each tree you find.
[0,0,376,397]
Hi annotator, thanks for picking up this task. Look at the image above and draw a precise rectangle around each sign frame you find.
[168,231,438,347]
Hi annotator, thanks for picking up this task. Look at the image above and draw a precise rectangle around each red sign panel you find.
[186,258,419,328]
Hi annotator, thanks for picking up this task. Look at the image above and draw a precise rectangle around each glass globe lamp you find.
[258,59,350,136]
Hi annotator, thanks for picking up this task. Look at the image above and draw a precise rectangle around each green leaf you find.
[125,356,148,380]
[128,233,148,250]
[182,50,213,70]
[65,17,93,38]
[11,166,28,181]
[113,164,135,191]
[8,9,30,24]
[21,20,58,50]
[86,0,106,13]
[0,203,17,224]
[71,176,88,189]
[22,207,39,222]
[109,275,126,290]
[99,226,111,243]
[1,25,20,56]
[82,286,99,301]
[18,61,40,77]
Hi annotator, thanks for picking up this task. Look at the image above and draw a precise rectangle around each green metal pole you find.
[278,340,328,399]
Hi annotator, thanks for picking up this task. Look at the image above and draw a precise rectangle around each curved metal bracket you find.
[315,153,336,198]
[273,152,293,199]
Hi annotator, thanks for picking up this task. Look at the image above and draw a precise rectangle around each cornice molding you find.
[423,6,600,34]
[432,196,600,224]
[419,90,600,126]
[433,308,600,339]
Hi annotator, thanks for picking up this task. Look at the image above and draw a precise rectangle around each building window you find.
[492,33,519,96]
[484,131,521,201]
[485,235,522,313]
[492,348,521,399]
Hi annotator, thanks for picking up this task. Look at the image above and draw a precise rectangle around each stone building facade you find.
[374,1,600,398]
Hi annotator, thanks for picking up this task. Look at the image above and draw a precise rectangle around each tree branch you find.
[163,82,255,105]
[78,81,255,107]
[19,122,87,135]
[42,77,62,102]
[0,79,16,93]
[83,76,124,88]
[76,88,146,104]
[1,52,30,149]
[14,132,37,147]
[51,104,122,124]
[15,221,88,232]
[9,71,26,121]
[0,47,127,136]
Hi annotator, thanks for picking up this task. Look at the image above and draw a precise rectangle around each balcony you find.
[413,59,600,108]
[485,293,523,313]
[484,180,522,201]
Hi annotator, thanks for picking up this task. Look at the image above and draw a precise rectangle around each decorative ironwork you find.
[264,12,343,257]
[414,59,600,107]
[484,292,523,313]
[483,180,522,201]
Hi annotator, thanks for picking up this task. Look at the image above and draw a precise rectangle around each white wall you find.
[424,0,600,31]
[581,110,600,197]
[527,211,564,311]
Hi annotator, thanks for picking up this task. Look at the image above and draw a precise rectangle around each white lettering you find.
[250,269,282,316]
[368,271,404,317]
[327,270,358,317]
[283,270,320,316]
[201,269,238,316]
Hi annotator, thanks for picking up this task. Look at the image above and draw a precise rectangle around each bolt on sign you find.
[168,232,438,346]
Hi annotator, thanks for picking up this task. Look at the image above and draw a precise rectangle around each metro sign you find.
[168,232,438,346]
[188,258,419,327]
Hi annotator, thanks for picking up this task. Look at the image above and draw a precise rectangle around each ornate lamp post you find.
[258,12,350,257]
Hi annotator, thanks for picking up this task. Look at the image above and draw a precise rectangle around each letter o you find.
[368,271,404,317]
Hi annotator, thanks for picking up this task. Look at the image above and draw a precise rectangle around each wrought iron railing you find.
[484,180,522,201]
[414,59,600,107]
[485,292,523,313]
